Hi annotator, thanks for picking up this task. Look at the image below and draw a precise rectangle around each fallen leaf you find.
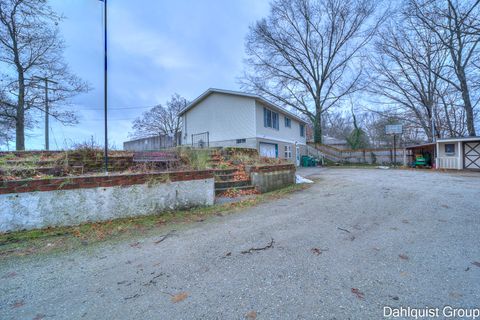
[400,272,408,277]
[2,271,17,279]
[33,314,45,320]
[399,254,409,260]
[130,242,141,248]
[171,292,188,303]
[351,288,365,300]
[401,219,409,224]
[472,261,480,268]
[225,252,232,257]
[311,248,328,255]
[245,310,257,319]
[441,204,450,209]
[11,300,24,308]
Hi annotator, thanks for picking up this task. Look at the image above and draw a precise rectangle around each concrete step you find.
[214,173,236,181]
[215,185,255,195]
[215,180,251,189]
[212,168,237,175]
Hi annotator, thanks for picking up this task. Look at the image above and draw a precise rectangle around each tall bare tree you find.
[130,93,187,145]
[242,0,385,143]
[0,0,88,150]
[368,9,451,141]
[410,0,480,136]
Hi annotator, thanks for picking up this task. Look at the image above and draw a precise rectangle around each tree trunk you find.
[458,70,476,136]
[15,75,25,151]
[313,112,322,144]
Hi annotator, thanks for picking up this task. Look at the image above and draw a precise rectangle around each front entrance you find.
[296,146,300,166]
[464,141,480,170]
[259,142,278,158]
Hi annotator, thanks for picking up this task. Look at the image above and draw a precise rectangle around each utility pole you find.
[101,0,108,173]
[33,76,58,151]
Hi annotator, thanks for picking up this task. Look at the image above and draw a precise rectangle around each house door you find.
[296,146,300,166]
[259,143,277,158]
[464,141,480,170]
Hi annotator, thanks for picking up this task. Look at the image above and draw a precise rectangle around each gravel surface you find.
[1,168,479,319]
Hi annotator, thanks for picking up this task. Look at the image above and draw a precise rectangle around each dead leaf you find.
[130,242,141,248]
[171,292,188,303]
[311,248,328,255]
[245,310,257,319]
[441,204,450,209]
[472,261,480,268]
[11,300,24,308]
[33,314,45,320]
[351,288,365,299]
[399,254,409,260]
[401,219,409,224]
[400,272,408,277]
[2,271,17,279]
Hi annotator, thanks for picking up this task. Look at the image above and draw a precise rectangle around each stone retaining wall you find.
[0,170,214,233]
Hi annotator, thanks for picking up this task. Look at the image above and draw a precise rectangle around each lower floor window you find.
[284,145,292,159]
[236,138,246,144]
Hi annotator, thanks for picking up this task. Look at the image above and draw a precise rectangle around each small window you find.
[264,107,279,130]
[445,143,455,155]
[236,138,246,144]
[284,145,292,159]
[284,117,291,128]
[300,124,305,137]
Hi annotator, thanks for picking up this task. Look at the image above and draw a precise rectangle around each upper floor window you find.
[284,117,291,128]
[264,107,279,130]
[300,124,305,137]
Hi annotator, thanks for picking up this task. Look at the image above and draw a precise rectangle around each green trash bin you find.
[301,155,310,167]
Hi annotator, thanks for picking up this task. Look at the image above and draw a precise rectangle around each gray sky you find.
[24,0,270,150]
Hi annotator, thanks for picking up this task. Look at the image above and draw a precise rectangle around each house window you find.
[264,107,279,130]
[236,138,246,144]
[300,124,305,137]
[284,145,292,159]
[284,117,291,128]
[445,143,455,155]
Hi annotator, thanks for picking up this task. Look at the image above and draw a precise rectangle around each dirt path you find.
[1,168,479,319]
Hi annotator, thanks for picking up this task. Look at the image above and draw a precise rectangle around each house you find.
[179,88,308,165]
[123,134,180,151]
[435,136,480,170]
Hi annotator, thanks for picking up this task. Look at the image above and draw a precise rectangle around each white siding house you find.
[180,89,307,165]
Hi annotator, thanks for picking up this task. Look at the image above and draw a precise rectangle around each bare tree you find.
[410,0,480,136]
[0,0,88,150]
[130,94,187,145]
[242,0,386,143]
[368,8,451,141]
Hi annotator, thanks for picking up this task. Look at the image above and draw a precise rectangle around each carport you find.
[405,143,435,168]
[436,136,480,170]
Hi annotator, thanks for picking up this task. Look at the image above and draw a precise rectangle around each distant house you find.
[179,88,308,165]
[322,136,349,150]
[123,134,180,151]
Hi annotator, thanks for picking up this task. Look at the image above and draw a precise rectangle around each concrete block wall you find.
[0,170,214,233]
[246,164,296,193]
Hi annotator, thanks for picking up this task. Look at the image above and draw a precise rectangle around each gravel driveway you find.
[1,168,479,319]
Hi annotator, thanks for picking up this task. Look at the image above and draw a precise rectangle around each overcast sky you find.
[22,0,270,150]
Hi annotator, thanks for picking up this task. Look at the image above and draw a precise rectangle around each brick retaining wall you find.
[0,170,213,195]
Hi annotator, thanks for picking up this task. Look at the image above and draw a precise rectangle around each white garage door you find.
[464,141,480,170]
[259,143,277,158]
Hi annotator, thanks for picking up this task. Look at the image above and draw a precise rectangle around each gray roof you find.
[179,88,307,124]
[437,136,480,143]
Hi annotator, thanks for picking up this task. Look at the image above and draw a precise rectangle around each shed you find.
[405,143,435,167]
[436,136,480,170]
